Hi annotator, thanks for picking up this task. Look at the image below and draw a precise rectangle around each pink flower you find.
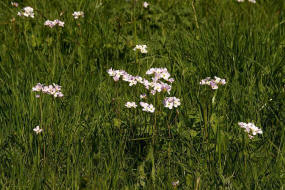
[32,83,64,98]
[44,19,64,28]
[140,102,155,113]
[200,77,226,90]
[238,122,262,139]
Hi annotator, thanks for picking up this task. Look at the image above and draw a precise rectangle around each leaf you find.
[113,118,121,128]
[210,113,218,135]
[190,130,198,137]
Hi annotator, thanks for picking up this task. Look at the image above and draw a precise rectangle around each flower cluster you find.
[108,67,180,113]
[146,68,174,83]
[125,102,137,108]
[200,76,226,90]
[17,6,34,18]
[133,45,148,54]
[11,2,19,7]
[140,102,155,113]
[44,19,64,28]
[238,122,262,139]
[163,97,181,109]
[107,68,173,95]
[32,83,64,98]
[237,0,256,3]
[72,11,84,19]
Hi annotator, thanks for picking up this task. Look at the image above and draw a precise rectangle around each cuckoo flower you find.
[163,97,181,109]
[33,125,43,134]
[143,2,149,8]
[238,122,263,139]
[140,102,155,113]
[32,83,64,98]
[44,19,64,28]
[17,6,34,18]
[200,76,226,90]
[125,102,137,108]
[11,2,19,7]
[133,45,148,54]
[72,11,84,19]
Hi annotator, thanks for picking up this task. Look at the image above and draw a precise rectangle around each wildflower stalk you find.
[167,112,172,138]
[132,0,138,64]
[133,0,137,45]
[191,0,200,29]
[153,95,157,139]
[114,83,120,119]
[39,95,43,130]
[39,96,46,162]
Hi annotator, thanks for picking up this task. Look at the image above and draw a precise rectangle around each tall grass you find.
[0,0,284,189]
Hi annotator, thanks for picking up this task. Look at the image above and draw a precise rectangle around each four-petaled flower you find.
[44,19,64,28]
[72,11,84,19]
[238,122,262,139]
[11,2,19,7]
[18,6,34,18]
[33,125,43,134]
[143,2,149,8]
[163,97,181,109]
[133,45,148,54]
[125,102,137,108]
[200,76,226,90]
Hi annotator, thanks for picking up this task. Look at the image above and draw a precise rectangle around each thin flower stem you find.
[39,96,46,162]
[191,0,199,29]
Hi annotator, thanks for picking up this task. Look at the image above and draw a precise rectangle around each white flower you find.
[54,92,64,98]
[125,102,137,108]
[173,98,181,107]
[72,11,84,19]
[153,83,162,92]
[44,20,55,28]
[168,78,175,83]
[107,68,116,77]
[163,97,181,109]
[237,0,256,3]
[161,72,170,81]
[18,6,34,18]
[140,94,147,99]
[44,19,64,28]
[133,45,148,54]
[135,76,144,83]
[172,180,179,187]
[200,77,226,90]
[238,122,262,139]
[33,125,43,134]
[143,2,149,8]
[32,83,43,92]
[148,104,155,113]
[11,2,19,7]
[140,102,155,113]
[55,19,64,27]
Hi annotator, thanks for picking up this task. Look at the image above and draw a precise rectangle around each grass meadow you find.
[0,0,285,189]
